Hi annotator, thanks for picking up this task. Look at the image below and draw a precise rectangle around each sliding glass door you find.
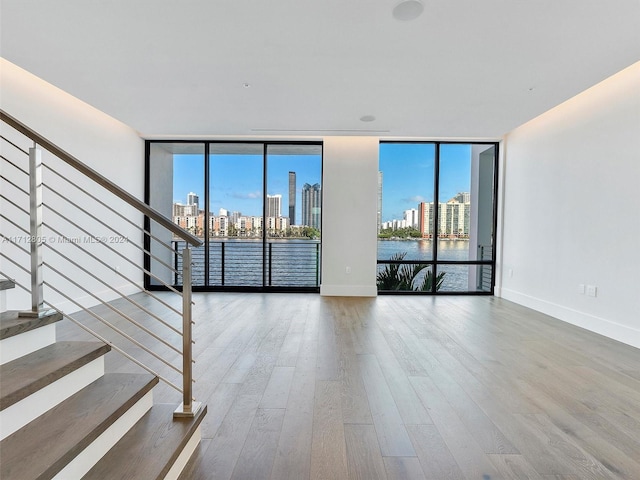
[266,144,322,287]
[209,144,264,287]
[146,141,322,292]
[377,142,498,294]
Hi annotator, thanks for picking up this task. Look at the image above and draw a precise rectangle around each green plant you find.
[377,252,446,291]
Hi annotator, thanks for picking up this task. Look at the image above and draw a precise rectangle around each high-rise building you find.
[301,183,321,230]
[404,208,418,228]
[450,192,470,204]
[266,194,282,218]
[172,202,197,217]
[187,192,199,210]
[288,172,296,225]
[415,193,471,238]
[418,202,433,237]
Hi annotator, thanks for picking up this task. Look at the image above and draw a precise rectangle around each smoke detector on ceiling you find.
[392,0,424,21]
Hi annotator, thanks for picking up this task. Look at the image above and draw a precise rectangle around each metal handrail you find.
[1,112,200,417]
[1,154,29,173]
[0,271,185,394]
[42,259,182,357]
[42,207,183,295]
[1,213,30,235]
[1,174,29,195]
[1,193,30,217]
[41,221,183,317]
[0,250,30,274]
[44,183,180,276]
[0,134,30,155]
[42,237,182,336]
[44,163,184,259]
[48,302,184,395]
[0,109,202,248]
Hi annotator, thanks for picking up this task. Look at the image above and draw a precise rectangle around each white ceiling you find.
[1,0,639,139]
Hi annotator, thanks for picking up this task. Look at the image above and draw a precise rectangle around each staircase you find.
[0,109,207,479]
[0,280,206,479]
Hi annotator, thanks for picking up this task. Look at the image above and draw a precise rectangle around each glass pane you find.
[436,264,493,292]
[438,144,495,261]
[377,263,441,292]
[209,144,264,286]
[148,143,204,286]
[438,144,471,260]
[268,241,320,287]
[378,143,436,263]
[265,144,322,287]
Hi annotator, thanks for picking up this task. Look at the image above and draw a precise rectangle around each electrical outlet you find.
[345,266,351,274]
[586,285,597,297]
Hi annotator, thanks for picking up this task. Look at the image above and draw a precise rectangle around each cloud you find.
[403,195,427,203]
[232,191,262,199]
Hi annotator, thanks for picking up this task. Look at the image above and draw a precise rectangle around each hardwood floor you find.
[56,293,640,479]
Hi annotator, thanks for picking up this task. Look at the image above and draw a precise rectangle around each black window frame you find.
[377,140,499,295]
[144,139,323,293]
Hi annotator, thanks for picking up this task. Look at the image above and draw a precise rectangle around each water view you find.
[172,238,491,292]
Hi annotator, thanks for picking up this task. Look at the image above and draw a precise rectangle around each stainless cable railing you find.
[1,109,202,417]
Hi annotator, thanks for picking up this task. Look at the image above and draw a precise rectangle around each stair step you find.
[84,403,208,480]
[0,278,15,291]
[0,341,110,410]
[0,310,63,365]
[0,310,63,340]
[0,341,111,440]
[0,372,158,480]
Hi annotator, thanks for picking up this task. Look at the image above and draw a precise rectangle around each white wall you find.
[498,62,640,348]
[148,144,174,286]
[0,59,145,313]
[320,137,379,296]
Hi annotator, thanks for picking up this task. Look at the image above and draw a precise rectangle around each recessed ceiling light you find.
[360,115,376,122]
[392,0,424,21]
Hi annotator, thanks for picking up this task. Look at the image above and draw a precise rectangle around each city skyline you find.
[172,143,473,226]
[380,191,472,237]
[379,143,472,223]
[173,152,321,224]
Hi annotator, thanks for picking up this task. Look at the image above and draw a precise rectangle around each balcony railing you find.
[170,239,321,288]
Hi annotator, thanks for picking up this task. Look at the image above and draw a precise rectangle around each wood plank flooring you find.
[56,293,640,480]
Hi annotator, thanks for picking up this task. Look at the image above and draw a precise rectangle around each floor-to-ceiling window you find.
[146,141,322,292]
[377,142,498,294]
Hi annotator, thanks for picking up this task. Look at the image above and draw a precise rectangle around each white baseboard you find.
[500,287,640,349]
[320,284,377,297]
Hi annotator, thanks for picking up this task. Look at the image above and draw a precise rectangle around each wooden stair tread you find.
[0,278,15,291]
[84,403,207,480]
[0,341,111,410]
[0,372,158,480]
[0,310,63,340]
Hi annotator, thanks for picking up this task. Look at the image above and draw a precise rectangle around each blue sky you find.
[379,143,471,222]
[173,143,472,223]
[173,153,321,223]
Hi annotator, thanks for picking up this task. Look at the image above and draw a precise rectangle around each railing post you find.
[268,242,272,286]
[316,242,320,287]
[174,246,201,417]
[20,144,50,318]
